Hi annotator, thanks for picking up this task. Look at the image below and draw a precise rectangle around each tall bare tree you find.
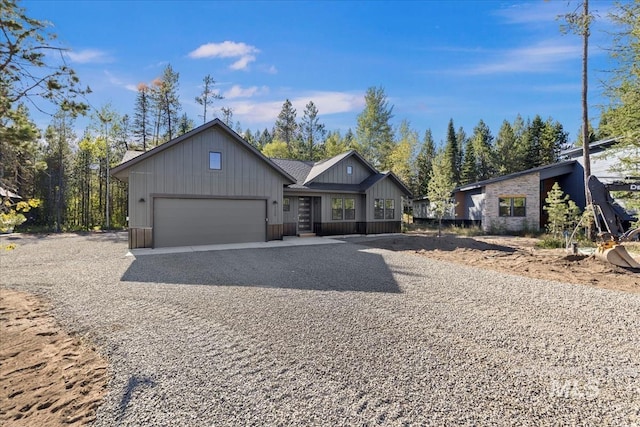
[195,74,223,124]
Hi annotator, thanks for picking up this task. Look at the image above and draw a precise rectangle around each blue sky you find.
[25,0,617,146]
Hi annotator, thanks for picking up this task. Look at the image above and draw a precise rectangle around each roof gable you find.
[362,171,413,197]
[304,150,378,185]
[111,119,295,183]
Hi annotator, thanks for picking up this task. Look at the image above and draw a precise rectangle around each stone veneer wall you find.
[482,172,540,232]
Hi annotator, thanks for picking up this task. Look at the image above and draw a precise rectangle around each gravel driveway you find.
[2,233,639,426]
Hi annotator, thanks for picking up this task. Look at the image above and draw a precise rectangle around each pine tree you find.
[177,113,195,136]
[444,119,460,185]
[523,115,545,168]
[299,101,326,161]
[460,137,477,185]
[274,99,298,152]
[495,120,518,175]
[472,119,495,180]
[152,64,181,142]
[133,83,152,151]
[195,74,223,124]
[540,118,568,165]
[356,86,394,168]
[415,129,435,197]
[543,182,581,238]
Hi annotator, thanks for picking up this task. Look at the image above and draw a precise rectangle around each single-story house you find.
[413,138,634,232]
[112,119,412,249]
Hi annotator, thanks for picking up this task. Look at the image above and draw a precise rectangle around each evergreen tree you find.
[543,182,581,238]
[41,109,75,231]
[523,115,545,168]
[415,129,435,197]
[600,1,640,176]
[221,107,233,126]
[444,119,460,185]
[460,137,477,185]
[472,119,495,180]
[195,74,223,124]
[274,99,298,150]
[540,118,568,165]
[177,113,195,136]
[152,64,181,142]
[133,83,152,151]
[356,86,394,168]
[495,120,518,175]
[299,101,326,161]
[343,128,358,152]
[427,148,457,237]
[257,128,273,149]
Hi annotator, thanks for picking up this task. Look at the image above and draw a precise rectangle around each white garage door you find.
[153,198,266,248]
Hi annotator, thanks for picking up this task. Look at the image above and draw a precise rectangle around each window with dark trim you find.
[346,165,353,175]
[384,199,395,219]
[374,199,384,219]
[499,196,526,217]
[209,152,221,170]
[344,198,355,220]
[283,197,290,212]
[331,198,343,220]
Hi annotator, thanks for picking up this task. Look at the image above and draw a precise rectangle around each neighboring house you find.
[413,138,635,233]
[112,119,411,249]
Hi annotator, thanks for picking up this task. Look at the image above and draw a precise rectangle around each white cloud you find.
[104,70,137,92]
[466,41,581,75]
[224,85,268,99]
[188,41,259,70]
[227,91,364,124]
[66,49,111,64]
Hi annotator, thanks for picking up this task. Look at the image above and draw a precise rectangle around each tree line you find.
[1,0,638,232]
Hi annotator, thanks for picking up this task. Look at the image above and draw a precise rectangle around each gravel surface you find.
[2,232,639,426]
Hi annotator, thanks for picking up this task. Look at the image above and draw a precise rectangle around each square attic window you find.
[209,152,221,170]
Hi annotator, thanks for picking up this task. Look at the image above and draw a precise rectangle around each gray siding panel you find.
[366,177,403,221]
[313,157,371,184]
[127,127,286,229]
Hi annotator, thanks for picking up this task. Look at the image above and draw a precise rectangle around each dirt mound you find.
[354,233,640,293]
[0,289,109,426]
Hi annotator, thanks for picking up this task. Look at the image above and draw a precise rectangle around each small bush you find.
[535,235,565,249]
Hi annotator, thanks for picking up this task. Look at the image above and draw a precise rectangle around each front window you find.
[332,198,343,220]
[344,198,355,220]
[499,196,526,217]
[384,199,395,219]
[209,152,221,170]
[374,199,384,219]
[283,197,290,212]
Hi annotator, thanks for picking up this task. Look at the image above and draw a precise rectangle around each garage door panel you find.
[154,198,265,247]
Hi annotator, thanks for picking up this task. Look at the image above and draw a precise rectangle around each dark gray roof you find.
[270,158,314,184]
[561,138,619,158]
[456,160,577,192]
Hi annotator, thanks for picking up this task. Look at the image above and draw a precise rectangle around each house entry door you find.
[298,196,312,233]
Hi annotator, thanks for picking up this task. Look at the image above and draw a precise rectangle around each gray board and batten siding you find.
[112,120,294,248]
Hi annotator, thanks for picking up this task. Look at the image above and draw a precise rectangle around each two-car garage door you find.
[153,198,266,248]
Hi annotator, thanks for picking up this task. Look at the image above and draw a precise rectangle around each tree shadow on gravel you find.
[116,375,156,424]
[342,234,517,254]
[121,244,402,293]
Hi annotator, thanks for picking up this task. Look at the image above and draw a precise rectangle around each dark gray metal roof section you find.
[111,119,296,184]
[560,138,619,158]
[456,160,577,192]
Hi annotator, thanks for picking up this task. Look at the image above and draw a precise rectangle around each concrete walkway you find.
[128,235,345,256]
